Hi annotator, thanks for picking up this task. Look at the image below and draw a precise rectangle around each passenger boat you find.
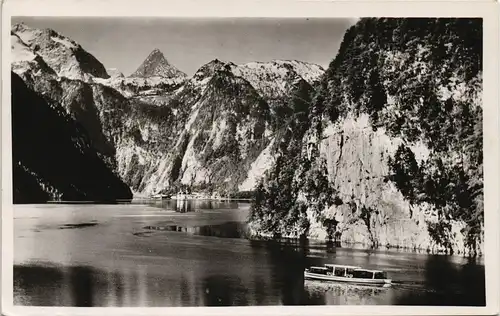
[304,264,392,285]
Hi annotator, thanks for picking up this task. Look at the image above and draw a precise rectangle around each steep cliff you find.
[11,72,132,203]
[249,18,483,256]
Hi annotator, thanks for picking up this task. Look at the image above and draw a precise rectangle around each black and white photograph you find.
[2,1,499,315]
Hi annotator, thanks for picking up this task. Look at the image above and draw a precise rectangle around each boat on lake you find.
[304,264,392,286]
[151,194,170,200]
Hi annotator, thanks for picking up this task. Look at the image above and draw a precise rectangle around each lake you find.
[13,200,485,306]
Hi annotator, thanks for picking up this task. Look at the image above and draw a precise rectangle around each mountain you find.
[11,72,132,203]
[11,22,109,81]
[130,48,187,79]
[117,58,324,195]
[94,50,188,98]
[10,23,324,199]
[248,18,483,256]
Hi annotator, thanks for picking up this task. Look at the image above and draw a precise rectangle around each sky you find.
[12,17,357,76]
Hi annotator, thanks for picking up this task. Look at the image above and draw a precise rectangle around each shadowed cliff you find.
[11,72,132,203]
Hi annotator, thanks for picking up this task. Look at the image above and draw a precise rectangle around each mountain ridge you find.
[10,22,325,199]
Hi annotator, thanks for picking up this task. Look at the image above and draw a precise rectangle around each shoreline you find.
[14,198,254,205]
[13,201,483,259]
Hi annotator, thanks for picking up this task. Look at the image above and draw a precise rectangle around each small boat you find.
[151,194,170,200]
[304,264,392,286]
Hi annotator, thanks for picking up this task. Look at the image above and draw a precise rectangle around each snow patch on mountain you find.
[94,75,185,98]
[107,68,124,78]
[192,59,324,101]
[51,36,77,49]
[11,34,36,62]
[272,60,324,83]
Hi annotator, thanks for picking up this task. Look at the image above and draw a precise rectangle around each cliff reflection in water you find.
[143,221,248,239]
[147,199,241,213]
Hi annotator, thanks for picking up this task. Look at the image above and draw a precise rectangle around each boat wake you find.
[390,280,439,293]
[303,279,391,300]
[304,279,437,294]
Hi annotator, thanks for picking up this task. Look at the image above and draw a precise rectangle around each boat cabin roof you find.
[324,264,361,269]
[309,266,329,270]
[354,269,385,273]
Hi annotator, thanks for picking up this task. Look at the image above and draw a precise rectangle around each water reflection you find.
[14,242,486,307]
[14,264,272,306]
[393,256,486,306]
[174,199,194,213]
[304,281,393,305]
[142,221,248,239]
[147,199,241,212]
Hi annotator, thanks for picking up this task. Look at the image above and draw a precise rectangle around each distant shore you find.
[37,197,254,204]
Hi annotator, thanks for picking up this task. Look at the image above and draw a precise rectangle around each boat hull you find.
[304,272,391,286]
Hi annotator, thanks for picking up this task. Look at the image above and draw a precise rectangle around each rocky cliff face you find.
[116,58,324,196]
[11,72,132,203]
[248,18,483,256]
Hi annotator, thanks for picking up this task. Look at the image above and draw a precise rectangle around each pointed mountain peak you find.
[149,48,163,56]
[130,49,186,79]
[144,48,166,62]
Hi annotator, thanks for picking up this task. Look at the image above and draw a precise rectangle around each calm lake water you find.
[13,200,485,306]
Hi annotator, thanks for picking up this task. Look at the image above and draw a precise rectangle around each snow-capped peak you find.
[269,59,325,83]
[190,58,325,101]
[11,22,110,81]
[11,33,36,63]
[191,59,235,83]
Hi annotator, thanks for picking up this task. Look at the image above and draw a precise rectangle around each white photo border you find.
[2,1,499,315]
